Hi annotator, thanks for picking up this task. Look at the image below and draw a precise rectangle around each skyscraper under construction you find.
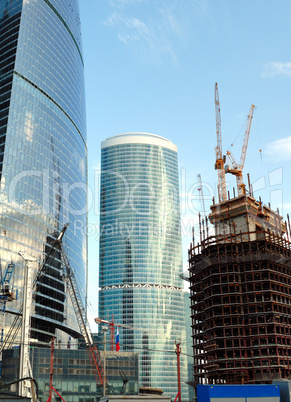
[189,193,291,384]
[189,84,291,385]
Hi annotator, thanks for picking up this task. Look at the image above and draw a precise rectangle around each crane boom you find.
[59,244,105,386]
[1,223,106,388]
[0,262,15,345]
[214,83,227,203]
[240,104,255,168]
[225,104,255,196]
[95,317,147,332]
[0,224,69,353]
[197,174,206,219]
[95,316,147,351]
[215,84,222,161]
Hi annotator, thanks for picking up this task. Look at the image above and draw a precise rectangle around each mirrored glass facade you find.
[2,348,139,401]
[0,0,87,345]
[99,133,189,400]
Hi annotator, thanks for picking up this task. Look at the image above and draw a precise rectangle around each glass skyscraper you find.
[99,133,189,400]
[0,0,86,345]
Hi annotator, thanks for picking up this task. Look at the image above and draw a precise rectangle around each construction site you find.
[1,80,290,401]
[0,225,173,401]
[0,226,144,402]
[189,84,291,386]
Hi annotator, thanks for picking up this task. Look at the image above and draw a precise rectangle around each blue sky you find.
[79,0,291,323]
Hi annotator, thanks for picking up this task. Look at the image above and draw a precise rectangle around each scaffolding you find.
[189,195,291,385]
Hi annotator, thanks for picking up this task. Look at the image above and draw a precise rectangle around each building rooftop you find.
[101,132,177,152]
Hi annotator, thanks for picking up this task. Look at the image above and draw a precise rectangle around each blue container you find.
[197,384,280,402]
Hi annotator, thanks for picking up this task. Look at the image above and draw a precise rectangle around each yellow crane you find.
[214,83,227,203]
[225,104,255,196]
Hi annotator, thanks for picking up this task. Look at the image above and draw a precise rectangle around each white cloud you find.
[104,0,218,66]
[103,1,190,66]
[160,6,181,35]
[120,17,154,44]
[262,62,291,78]
[109,0,148,8]
[104,12,155,44]
[265,136,291,160]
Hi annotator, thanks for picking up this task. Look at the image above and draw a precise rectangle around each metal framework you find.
[0,262,15,345]
[189,228,291,384]
[59,242,105,386]
[0,226,70,354]
[225,104,255,196]
[1,224,106,390]
[214,83,227,203]
[100,283,183,291]
[95,316,147,352]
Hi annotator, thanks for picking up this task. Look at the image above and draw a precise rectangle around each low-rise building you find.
[2,348,139,401]
[100,396,171,402]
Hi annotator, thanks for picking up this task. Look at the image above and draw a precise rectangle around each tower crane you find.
[59,240,105,388]
[0,261,15,346]
[95,316,147,352]
[1,224,107,393]
[18,252,36,400]
[197,174,206,219]
[214,83,227,203]
[225,104,255,196]
[0,225,70,354]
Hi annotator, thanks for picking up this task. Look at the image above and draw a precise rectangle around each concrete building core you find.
[209,195,286,239]
[189,194,291,384]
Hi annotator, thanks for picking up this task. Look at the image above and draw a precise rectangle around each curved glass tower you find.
[99,133,189,400]
[0,0,87,345]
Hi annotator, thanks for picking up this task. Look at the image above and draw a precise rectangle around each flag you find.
[116,328,120,351]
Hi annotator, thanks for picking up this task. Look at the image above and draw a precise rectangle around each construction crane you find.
[214,83,227,203]
[0,261,16,346]
[225,104,255,196]
[197,174,206,219]
[95,316,117,352]
[0,225,70,354]
[119,370,129,394]
[47,337,66,402]
[59,240,105,388]
[18,252,37,400]
[1,224,106,394]
[95,316,147,352]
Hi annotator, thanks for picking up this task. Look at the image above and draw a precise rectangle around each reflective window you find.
[99,134,189,399]
[0,0,87,345]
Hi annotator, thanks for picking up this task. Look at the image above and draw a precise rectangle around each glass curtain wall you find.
[0,0,87,345]
[99,133,189,400]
